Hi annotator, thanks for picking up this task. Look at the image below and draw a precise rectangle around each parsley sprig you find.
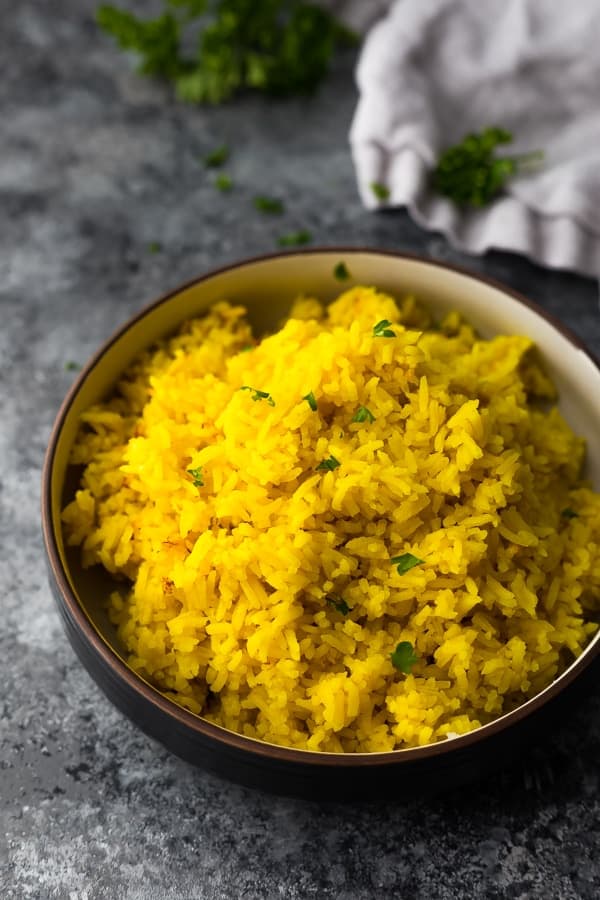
[214,173,233,192]
[303,391,318,411]
[352,405,375,424]
[561,507,578,520]
[333,261,350,281]
[316,455,340,472]
[97,1,357,105]
[371,182,390,201]
[254,196,285,214]
[326,594,351,615]
[278,229,312,247]
[240,386,275,406]
[204,144,229,167]
[433,127,543,208]
[390,641,419,674]
[373,320,396,338]
[187,466,204,487]
[391,553,423,575]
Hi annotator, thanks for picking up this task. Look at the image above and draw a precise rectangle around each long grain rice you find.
[62,287,600,751]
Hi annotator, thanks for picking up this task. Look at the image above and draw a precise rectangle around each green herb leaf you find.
[203,144,229,167]
[316,455,341,472]
[254,195,285,214]
[240,344,255,353]
[214,173,233,192]
[370,182,390,201]
[277,229,312,247]
[333,261,350,281]
[97,5,183,79]
[326,594,351,615]
[187,466,204,487]
[352,405,375,424]
[98,1,355,105]
[240,385,275,406]
[148,241,162,254]
[432,127,544,208]
[303,391,318,411]
[390,553,423,575]
[390,641,419,674]
[373,319,396,338]
[561,507,578,519]
[64,361,81,371]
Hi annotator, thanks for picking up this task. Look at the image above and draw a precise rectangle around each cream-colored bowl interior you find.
[50,250,600,693]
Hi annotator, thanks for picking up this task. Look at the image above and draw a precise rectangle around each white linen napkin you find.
[340,0,600,278]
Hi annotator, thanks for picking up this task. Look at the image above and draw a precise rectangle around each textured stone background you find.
[2,2,600,898]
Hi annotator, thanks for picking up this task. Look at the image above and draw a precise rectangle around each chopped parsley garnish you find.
[370,182,390,201]
[277,229,312,247]
[64,361,81,371]
[326,594,351,615]
[240,386,275,406]
[373,319,396,338]
[561,508,578,519]
[333,261,350,281]
[432,127,543,208]
[316,455,341,472]
[204,144,229,168]
[240,344,254,353]
[352,405,375,424]
[254,195,285,214]
[215,173,233,192]
[96,2,356,104]
[390,641,419,674]
[391,553,423,575]
[148,241,162,254]
[187,466,204,487]
[303,391,317,411]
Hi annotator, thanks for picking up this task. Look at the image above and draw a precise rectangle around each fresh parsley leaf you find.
[97,5,183,79]
[326,594,351,615]
[97,1,356,105]
[204,144,229,167]
[240,386,275,406]
[390,553,423,575]
[390,641,419,674]
[277,229,312,247]
[561,507,578,519]
[254,195,285,214]
[303,391,317,411]
[370,182,390,201]
[148,241,162,254]
[333,261,350,281]
[240,344,255,353]
[64,361,81,371]
[432,127,543,208]
[352,405,375,424]
[187,466,204,487]
[214,173,233,192]
[373,319,396,338]
[316,455,340,471]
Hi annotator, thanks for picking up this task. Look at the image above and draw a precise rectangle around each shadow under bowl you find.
[42,249,600,800]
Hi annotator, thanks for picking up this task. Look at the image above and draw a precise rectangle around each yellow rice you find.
[62,286,600,752]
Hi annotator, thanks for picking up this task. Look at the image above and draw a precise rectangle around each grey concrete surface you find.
[2,2,600,898]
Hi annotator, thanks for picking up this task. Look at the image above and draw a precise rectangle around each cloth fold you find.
[345,0,600,277]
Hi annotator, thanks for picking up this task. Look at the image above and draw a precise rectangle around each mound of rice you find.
[62,286,600,752]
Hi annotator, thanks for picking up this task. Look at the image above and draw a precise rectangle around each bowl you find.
[42,249,600,800]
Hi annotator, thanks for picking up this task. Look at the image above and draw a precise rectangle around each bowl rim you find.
[41,246,600,766]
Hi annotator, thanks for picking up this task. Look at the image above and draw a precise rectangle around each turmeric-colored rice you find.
[62,286,600,752]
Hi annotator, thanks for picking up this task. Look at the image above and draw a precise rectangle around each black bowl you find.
[42,249,600,799]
